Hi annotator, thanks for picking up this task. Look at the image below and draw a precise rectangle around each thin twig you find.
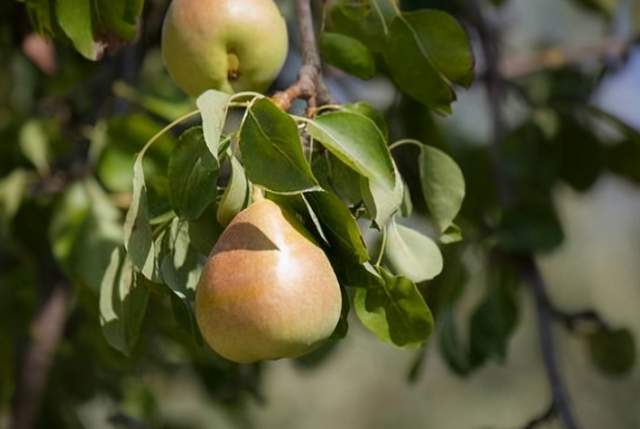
[500,38,633,79]
[273,0,331,111]
[519,256,579,429]
[465,2,582,429]
[521,402,557,429]
[10,284,70,429]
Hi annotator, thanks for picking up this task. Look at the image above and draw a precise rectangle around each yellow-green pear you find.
[161,0,289,96]
[195,198,342,363]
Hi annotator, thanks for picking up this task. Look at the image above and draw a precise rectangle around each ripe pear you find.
[161,0,289,96]
[195,198,342,363]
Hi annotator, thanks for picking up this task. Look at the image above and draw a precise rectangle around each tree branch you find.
[273,0,331,112]
[10,284,70,429]
[465,2,583,429]
[519,256,580,429]
[500,38,633,79]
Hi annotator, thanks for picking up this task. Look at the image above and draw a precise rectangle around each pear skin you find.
[196,199,342,363]
[161,0,288,96]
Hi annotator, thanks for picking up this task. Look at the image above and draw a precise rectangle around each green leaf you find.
[196,90,231,160]
[555,114,604,192]
[320,32,376,79]
[607,139,640,184]
[305,191,369,263]
[440,223,463,244]
[335,260,383,289]
[497,199,564,253]
[354,268,433,347]
[188,203,223,256]
[0,169,33,237]
[24,0,55,36]
[112,82,195,123]
[95,0,144,41]
[341,102,389,139]
[588,327,636,376]
[468,264,519,366]
[56,0,100,60]
[384,15,454,114]
[401,11,474,87]
[168,127,219,220]
[124,159,157,280]
[312,154,362,205]
[307,111,395,191]
[419,145,465,233]
[19,120,49,176]
[97,114,174,193]
[240,98,319,193]
[99,247,150,356]
[217,156,249,225]
[160,218,204,297]
[328,1,389,53]
[384,218,443,282]
[169,293,203,345]
[50,179,122,291]
[439,307,472,375]
[400,179,413,217]
[361,160,403,227]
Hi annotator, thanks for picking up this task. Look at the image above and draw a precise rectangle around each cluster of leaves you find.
[104,88,467,355]
[320,0,473,114]
[411,70,640,378]
[21,0,144,60]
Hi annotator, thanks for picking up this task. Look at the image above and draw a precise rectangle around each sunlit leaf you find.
[354,268,433,347]
[240,98,319,193]
[160,218,204,297]
[419,145,465,233]
[306,111,395,191]
[56,0,100,60]
[217,156,249,225]
[196,90,230,160]
[384,218,443,282]
[19,120,49,176]
[341,101,389,139]
[99,247,149,355]
[124,159,157,280]
[0,169,34,237]
[361,160,403,227]
[50,179,122,291]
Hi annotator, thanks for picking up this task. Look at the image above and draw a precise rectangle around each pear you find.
[195,198,342,363]
[161,0,289,96]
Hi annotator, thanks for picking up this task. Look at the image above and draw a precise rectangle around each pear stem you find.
[272,0,331,112]
[251,185,265,202]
